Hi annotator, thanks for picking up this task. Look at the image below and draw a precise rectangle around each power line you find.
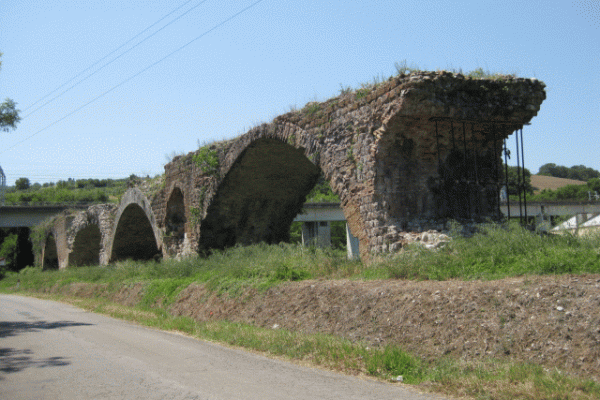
[22,0,197,113]
[1,0,266,156]
[23,0,211,119]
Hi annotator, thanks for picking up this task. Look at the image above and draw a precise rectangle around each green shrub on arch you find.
[193,148,219,175]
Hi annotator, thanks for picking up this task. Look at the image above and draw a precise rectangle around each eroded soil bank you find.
[46,275,600,381]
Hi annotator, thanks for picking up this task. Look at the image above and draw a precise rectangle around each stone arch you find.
[69,224,101,266]
[110,203,159,261]
[165,187,186,240]
[42,234,59,270]
[108,188,161,262]
[160,72,546,259]
[198,137,321,251]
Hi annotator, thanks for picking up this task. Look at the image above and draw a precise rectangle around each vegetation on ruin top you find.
[192,146,219,176]
[283,60,540,128]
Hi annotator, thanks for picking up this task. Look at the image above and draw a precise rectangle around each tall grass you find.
[369,222,600,281]
[2,243,361,300]
[4,223,600,298]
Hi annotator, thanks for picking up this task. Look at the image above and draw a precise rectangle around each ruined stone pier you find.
[38,71,546,267]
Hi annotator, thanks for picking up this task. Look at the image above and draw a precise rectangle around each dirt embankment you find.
[48,275,600,381]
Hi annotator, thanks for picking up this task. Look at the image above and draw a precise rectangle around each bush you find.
[0,233,18,273]
[193,147,219,175]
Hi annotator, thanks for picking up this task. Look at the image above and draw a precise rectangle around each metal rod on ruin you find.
[504,138,511,221]
[520,128,528,225]
[435,120,441,171]
[470,123,479,185]
[462,122,471,218]
[470,123,480,216]
[515,129,523,224]
[492,124,501,219]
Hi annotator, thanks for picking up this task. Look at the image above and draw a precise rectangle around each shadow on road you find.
[0,321,90,379]
[0,320,94,338]
[0,348,70,379]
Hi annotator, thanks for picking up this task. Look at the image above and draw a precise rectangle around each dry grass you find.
[531,175,586,194]
[101,304,158,320]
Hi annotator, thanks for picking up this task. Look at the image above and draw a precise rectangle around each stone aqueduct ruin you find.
[39,71,546,268]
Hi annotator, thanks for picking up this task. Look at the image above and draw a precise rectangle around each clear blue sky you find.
[1,0,598,185]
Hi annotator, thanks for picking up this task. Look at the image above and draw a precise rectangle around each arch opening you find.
[111,203,159,262]
[43,234,59,270]
[0,227,34,272]
[70,224,101,266]
[165,188,186,240]
[199,138,320,252]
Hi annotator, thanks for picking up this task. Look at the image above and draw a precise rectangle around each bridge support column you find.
[346,223,360,260]
[301,221,331,248]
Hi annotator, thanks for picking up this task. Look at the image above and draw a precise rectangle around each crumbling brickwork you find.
[38,71,546,265]
[159,71,545,259]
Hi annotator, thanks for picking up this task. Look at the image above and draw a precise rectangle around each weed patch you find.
[193,147,219,175]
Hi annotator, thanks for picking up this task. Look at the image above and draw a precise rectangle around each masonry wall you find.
[38,71,546,266]
[156,71,546,260]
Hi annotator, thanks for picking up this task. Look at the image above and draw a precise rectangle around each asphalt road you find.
[0,294,448,400]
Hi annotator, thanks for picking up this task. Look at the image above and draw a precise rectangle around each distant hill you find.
[530,175,586,194]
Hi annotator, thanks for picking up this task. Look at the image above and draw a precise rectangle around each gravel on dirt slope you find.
[169,275,600,381]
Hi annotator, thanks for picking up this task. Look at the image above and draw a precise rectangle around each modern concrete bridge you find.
[9,201,600,230]
[0,204,89,228]
[9,199,600,266]
[502,202,600,219]
[31,70,548,268]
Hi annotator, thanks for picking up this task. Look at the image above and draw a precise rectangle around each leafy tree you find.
[5,177,127,204]
[56,180,70,189]
[538,163,566,178]
[0,52,20,132]
[0,232,18,273]
[587,178,600,193]
[569,165,600,181]
[537,163,600,181]
[504,165,533,195]
[306,175,340,203]
[528,178,600,202]
[14,177,30,191]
